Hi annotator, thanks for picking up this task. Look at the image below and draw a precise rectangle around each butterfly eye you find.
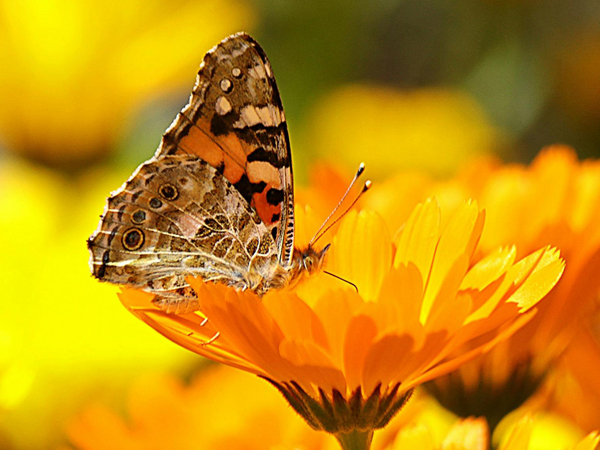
[159,183,179,201]
[122,228,145,251]
[304,256,314,271]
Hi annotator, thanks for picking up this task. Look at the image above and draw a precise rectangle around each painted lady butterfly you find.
[88,33,330,313]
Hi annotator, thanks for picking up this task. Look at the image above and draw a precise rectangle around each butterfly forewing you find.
[158,33,294,266]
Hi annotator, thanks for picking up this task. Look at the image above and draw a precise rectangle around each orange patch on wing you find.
[179,125,223,167]
[252,184,282,225]
[178,119,249,185]
[219,133,247,184]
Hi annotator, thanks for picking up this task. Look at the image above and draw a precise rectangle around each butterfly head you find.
[299,243,331,275]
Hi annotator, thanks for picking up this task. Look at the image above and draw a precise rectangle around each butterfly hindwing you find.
[88,154,278,312]
[158,33,295,267]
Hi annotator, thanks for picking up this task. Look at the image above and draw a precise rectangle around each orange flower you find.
[537,324,600,433]
[420,147,600,427]
[304,85,501,178]
[119,198,563,449]
[66,365,599,450]
[65,365,438,450]
[0,0,254,167]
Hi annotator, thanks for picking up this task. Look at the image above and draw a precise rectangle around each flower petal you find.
[328,210,392,301]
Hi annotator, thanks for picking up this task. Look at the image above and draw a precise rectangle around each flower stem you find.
[335,430,374,450]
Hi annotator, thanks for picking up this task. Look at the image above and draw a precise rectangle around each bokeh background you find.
[2,0,600,448]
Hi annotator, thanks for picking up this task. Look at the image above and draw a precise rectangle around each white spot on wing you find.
[233,104,283,128]
[220,78,232,92]
[215,96,232,115]
[251,64,267,79]
[256,106,273,126]
[231,48,246,58]
[248,161,281,186]
[235,105,261,127]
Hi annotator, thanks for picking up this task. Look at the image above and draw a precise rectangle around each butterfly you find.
[88,33,330,313]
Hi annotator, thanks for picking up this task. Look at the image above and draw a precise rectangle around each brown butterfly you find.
[88,33,331,313]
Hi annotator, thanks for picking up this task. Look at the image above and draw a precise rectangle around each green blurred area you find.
[253,0,600,169]
[1,0,600,448]
[115,0,600,182]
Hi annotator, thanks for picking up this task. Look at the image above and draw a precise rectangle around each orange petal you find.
[343,315,378,392]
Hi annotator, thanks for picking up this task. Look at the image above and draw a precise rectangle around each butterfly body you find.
[88,33,325,313]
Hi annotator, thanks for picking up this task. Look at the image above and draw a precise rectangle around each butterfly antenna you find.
[310,178,372,247]
[309,163,369,246]
[323,270,359,293]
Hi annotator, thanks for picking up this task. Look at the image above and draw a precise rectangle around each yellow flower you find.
[119,198,563,449]
[420,147,600,427]
[496,414,599,450]
[383,415,599,450]
[302,85,502,178]
[0,0,253,167]
[0,160,192,448]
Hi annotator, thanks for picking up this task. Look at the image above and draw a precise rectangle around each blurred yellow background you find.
[1,0,600,448]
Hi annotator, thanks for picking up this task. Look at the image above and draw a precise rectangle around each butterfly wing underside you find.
[88,33,296,311]
[88,155,278,312]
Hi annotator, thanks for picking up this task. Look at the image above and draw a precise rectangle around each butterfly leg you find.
[200,331,220,347]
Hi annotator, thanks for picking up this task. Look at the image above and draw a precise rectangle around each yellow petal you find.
[505,247,565,312]
[391,423,438,449]
[442,418,489,450]
[498,415,533,450]
[329,210,392,301]
[421,201,484,322]
[394,198,440,279]
[462,246,516,292]
[573,433,600,450]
